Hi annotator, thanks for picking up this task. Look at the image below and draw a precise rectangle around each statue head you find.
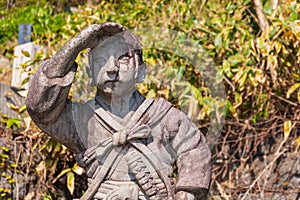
[87,29,146,98]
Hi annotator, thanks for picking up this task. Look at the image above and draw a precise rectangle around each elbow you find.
[26,97,46,124]
[26,94,68,125]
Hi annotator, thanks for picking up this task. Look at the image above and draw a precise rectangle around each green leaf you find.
[176,66,186,81]
[215,35,222,51]
[21,77,30,86]
[228,54,244,66]
[67,171,75,195]
[226,100,237,117]
[222,60,233,78]
[234,92,242,108]
[21,50,30,57]
[146,89,156,98]
[239,71,248,89]
[52,142,62,156]
[6,118,22,129]
[263,3,272,15]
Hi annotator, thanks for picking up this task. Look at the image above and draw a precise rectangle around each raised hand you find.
[46,22,126,78]
[69,22,125,50]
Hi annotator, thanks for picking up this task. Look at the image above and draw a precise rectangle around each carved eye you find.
[118,55,130,64]
[95,58,106,64]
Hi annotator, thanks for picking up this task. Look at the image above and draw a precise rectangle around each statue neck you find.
[95,90,144,118]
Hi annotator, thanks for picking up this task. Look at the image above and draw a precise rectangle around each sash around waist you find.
[93,180,146,200]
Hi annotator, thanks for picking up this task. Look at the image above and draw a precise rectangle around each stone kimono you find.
[26,22,211,200]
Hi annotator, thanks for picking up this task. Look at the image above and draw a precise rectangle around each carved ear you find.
[137,62,146,83]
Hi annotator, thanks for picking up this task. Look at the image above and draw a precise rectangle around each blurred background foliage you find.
[0,0,299,199]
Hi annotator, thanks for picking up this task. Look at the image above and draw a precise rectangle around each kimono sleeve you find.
[164,108,211,194]
[26,60,85,153]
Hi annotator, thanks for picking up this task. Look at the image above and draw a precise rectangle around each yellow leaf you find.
[287,83,300,99]
[6,103,19,112]
[281,181,288,186]
[283,120,292,141]
[17,89,28,98]
[295,136,300,151]
[52,168,71,183]
[298,90,300,104]
[72,163,84,175]
[67,172,75,195]
[157,87,169,100]
[146,89,156,98]
[35,161,45,173]
[19,105,27,114]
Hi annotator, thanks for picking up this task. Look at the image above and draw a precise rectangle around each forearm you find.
[167,111,211,198]
[46,22,125,78]
[26,61,77,124]
[46,31,90,78]
[175,140,212,193]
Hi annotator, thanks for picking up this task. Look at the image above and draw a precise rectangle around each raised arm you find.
[26,22,125,123]
[26,23,125,152]
[46,22,125,78]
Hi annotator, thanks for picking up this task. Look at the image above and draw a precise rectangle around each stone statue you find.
[26,22,211,200]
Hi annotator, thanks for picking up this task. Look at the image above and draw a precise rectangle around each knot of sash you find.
[76,124,151,169]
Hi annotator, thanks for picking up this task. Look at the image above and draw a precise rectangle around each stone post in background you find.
[0,24,46,119]
[11,24,46,89]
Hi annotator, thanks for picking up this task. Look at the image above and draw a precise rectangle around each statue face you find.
[90,40,141,98]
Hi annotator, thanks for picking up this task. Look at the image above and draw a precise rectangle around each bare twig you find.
[252,0,269,32]
[240,119,292,200]
[199,0,207,14]
[270,92,298,107]
[216,181,230,200]
[240,149,286,200]
[270,0,278,10]
[223,76,235,92]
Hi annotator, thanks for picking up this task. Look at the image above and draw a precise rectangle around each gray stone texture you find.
[26,22,212,200]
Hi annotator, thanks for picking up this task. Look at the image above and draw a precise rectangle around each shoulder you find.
[151,98,181,133]
[158,99,196,134]
[152,97,172,110]
[71,100,95,121]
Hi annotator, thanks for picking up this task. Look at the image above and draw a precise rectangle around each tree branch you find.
[252,0,269,32]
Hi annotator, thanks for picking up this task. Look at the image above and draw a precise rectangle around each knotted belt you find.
[77,98,173,200]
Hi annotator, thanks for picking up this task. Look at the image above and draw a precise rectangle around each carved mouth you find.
[104,80,119,89]
[105,79,119,84]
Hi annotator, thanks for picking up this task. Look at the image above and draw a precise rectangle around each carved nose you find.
[106,56,119,74]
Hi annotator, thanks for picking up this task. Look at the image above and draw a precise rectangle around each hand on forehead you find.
[93,38,132,61]
[91,31,141,60]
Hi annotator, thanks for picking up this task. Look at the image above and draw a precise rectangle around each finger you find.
[100,22,125,36]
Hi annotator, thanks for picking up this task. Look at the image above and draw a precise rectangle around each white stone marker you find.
[11,42,45,89]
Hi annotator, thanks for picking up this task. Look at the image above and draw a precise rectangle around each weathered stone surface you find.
[26,22,212,200]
